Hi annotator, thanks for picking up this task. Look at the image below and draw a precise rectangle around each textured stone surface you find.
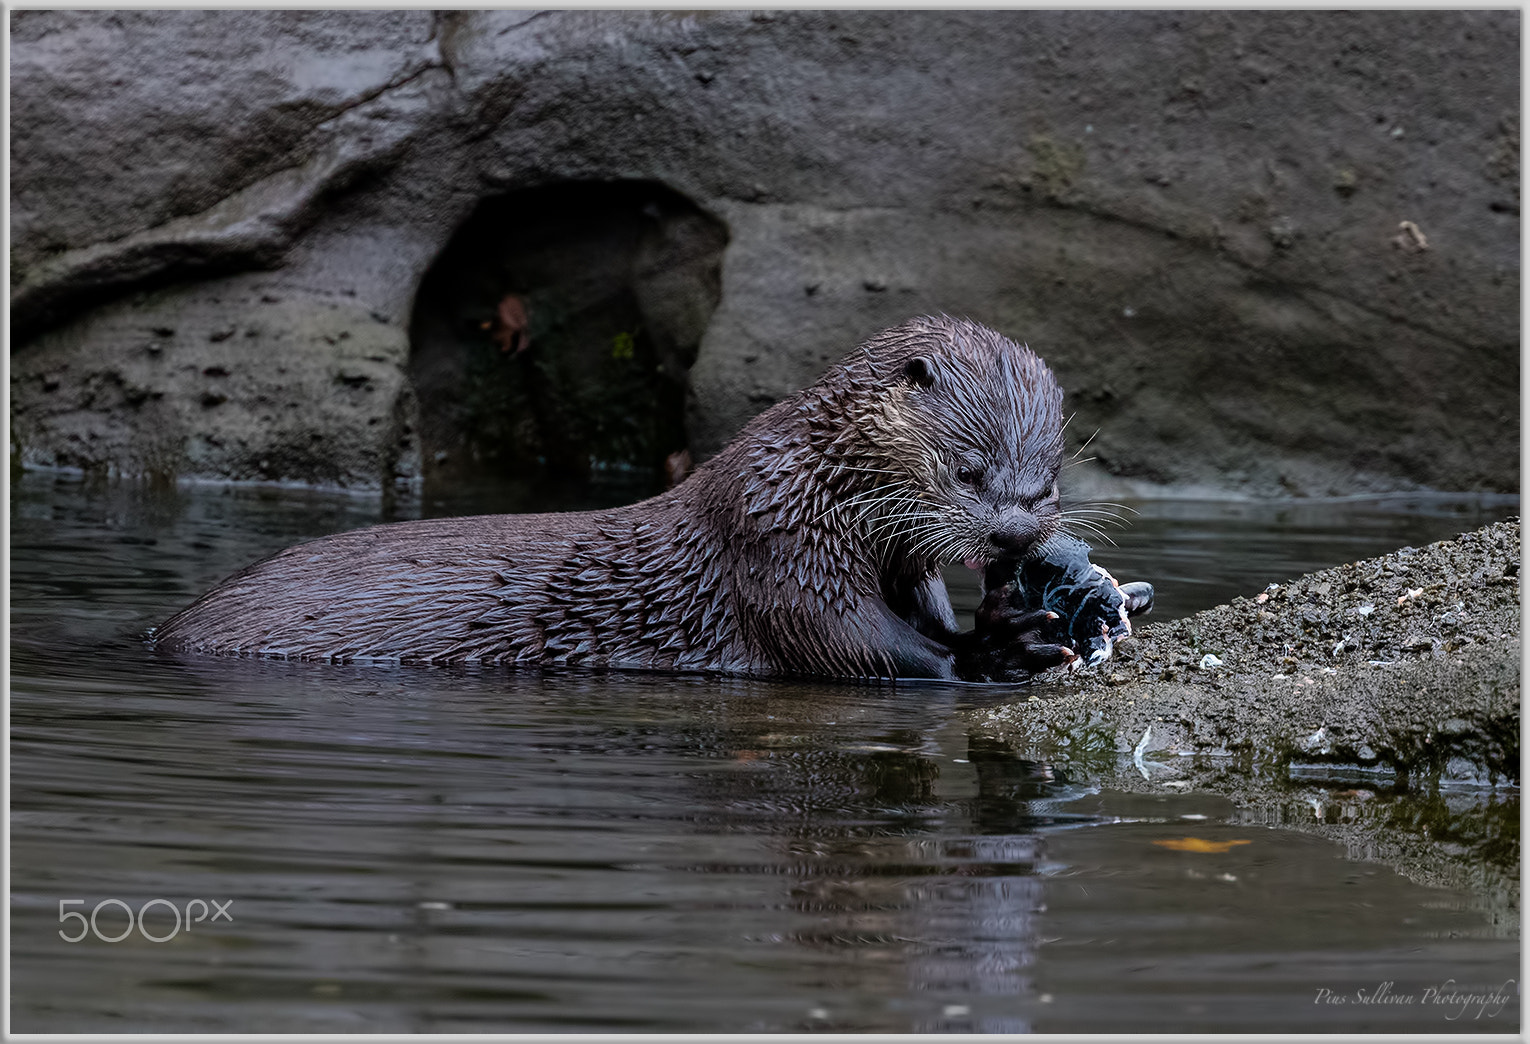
[10,10,448,338]
[11,284,418,487]
[965,520,1522,785]
[10,10,1520,492]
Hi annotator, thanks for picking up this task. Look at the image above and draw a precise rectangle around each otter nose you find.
[988,509,1042,559]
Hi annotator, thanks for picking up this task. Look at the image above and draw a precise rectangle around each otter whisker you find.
[1060,516,1112,537]
[854,486,928,510]
[1063,502,1133,513]
[1069,428,1100,461]
[860,507,933,541]
[1065,499,1139,516]
[858,502,938,540]
[1058,519,1118,547]
[866,511,951,569]
[867,510,954,563]
[853,485,936,516]
[865,514,945,552]
[1061,523,1120,544]
[900,513,983,568]
[815,481,914,525]
[831,463,908,479]
[1061,506,1128,524]
[1061,509,1131,528]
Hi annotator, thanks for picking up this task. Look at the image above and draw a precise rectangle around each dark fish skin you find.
[983,533,1155,667]
[154,315,1075,682]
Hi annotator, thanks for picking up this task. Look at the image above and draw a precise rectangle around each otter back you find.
[154,315,1069,681]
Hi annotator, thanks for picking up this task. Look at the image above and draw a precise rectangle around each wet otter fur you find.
[155,315,1077,681]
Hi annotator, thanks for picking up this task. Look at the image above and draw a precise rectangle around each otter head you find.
[852,316,1066,569]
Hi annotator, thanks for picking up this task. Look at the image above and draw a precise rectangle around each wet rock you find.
[10,286,419,488]
[966,520,1521,786]
[10,11,1520,492]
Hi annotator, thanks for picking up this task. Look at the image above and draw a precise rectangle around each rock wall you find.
[11,10,1520,494]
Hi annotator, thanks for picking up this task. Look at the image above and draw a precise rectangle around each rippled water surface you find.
[10,473,1519,1032]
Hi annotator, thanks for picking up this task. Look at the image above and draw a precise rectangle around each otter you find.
[154,315,1144,682]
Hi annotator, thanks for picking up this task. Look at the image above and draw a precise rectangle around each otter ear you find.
[903,356,937,389]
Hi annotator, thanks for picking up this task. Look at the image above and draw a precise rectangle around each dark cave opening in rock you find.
[408,181,728,498]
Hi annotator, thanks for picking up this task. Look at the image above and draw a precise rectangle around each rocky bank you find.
[967,520,1522,786]
[962,519,1521,930]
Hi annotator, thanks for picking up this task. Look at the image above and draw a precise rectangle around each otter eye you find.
[903,356,937,388]
[955,465,984,487]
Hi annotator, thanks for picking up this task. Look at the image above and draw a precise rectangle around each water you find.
[10,471,1520,1032]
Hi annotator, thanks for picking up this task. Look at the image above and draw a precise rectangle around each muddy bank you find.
[967,520,1521,785]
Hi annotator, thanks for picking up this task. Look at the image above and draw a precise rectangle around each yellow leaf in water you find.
[1152,837,1252,853]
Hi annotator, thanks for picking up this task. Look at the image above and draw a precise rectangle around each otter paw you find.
[956,594,1077,682]
[990,533,1156,668]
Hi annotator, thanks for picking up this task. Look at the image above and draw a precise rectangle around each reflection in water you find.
[9,472,1519,1032]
